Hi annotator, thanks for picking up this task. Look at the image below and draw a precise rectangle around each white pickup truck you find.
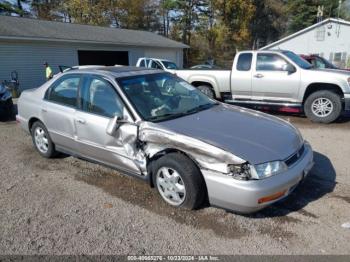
[174,50,350,123]
[136,57,178,71]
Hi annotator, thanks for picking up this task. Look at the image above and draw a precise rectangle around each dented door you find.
[75,75,141,174]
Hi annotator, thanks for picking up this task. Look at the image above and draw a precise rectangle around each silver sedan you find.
[17,67,314,213]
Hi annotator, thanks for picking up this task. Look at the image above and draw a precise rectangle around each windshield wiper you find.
[147,103,218,122]
[147,112,188,122]
[185,102,218,114]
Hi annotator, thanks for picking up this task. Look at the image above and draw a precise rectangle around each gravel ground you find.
[0,112,350,255]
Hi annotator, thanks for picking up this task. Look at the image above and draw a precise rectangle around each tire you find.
[152,152,206,209]
[31,121,57,158]
[197,85,215,99]
[304,90,342,123]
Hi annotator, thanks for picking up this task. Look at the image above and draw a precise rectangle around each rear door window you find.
[139,59,145,67]
[236,53,252,71]
[47,75,80,107]
[150,60,163,69]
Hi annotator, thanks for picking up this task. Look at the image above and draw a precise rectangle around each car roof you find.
[63,66,163,78]
[140,57,174,62]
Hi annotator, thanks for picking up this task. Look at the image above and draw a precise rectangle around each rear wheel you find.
[31,121,57,158]
[152,152,206,209]
[304,90,342,123]
[197,85,215,99]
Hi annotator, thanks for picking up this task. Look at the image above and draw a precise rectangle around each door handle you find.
[254,74,264,78]
[76,118,86,124]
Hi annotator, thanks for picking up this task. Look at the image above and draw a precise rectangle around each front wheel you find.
[152,152,206,209]
[197,85,215,99]
[304,90,342,123]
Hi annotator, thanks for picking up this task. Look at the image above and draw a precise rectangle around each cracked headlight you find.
[228,163,252,180]
[251,161,288,179]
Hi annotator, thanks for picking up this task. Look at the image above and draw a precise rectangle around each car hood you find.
[157,104,303,165]
[311,68,350,76]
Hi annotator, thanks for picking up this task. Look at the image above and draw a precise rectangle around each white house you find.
[260,18,350,69]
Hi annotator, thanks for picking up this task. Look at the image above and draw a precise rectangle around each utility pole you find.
[337,0,342,20]
[336,0,342,37]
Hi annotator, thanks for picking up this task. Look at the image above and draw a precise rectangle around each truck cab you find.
[175,50,350,123]
[136,57,178,72]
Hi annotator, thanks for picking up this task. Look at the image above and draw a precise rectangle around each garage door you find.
[78,50,129,66]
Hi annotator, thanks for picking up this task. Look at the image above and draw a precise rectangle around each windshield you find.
[161,61,178,69]
[282,51,312,69]
[319,57,338,69]
[117,73,217,122]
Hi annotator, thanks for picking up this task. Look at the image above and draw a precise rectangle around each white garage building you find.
[261,18,350,69]
[0,15,187,91]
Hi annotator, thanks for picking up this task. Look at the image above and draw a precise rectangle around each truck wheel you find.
[304,90,342,123]
[31,121,57,158]
[197,85,215,99]
[152,152,206,209]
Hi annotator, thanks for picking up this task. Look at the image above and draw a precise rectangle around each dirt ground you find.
[0,112,350,255]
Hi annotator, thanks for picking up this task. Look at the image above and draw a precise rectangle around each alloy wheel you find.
[156,167,186,206]
[34,127,49,154]
[311,98,334,118]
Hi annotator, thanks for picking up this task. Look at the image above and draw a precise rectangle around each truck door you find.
[231,52,253,100]
[251,53,300,102]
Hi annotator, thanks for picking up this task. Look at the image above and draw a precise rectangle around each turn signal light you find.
[258,190,287,204]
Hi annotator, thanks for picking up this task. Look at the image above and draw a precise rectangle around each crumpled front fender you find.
[139,122,246,174]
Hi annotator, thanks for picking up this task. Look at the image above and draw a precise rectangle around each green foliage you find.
[286,0,347,33]
[0,0,28,16]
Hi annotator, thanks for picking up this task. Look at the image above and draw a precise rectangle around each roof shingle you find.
[0,15,188,48]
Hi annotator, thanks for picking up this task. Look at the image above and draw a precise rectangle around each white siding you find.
[0,40,183,90]
[264,21,350,68]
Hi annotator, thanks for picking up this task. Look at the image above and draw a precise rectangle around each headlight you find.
[251,161,287,179]
[229,161,288,180]
[228,163,252,180]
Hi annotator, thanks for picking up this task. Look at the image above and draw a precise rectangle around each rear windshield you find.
[162,61,178,69]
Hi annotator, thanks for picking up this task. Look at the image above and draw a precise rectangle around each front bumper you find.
[201,142,314,213]
[344,94,350,112]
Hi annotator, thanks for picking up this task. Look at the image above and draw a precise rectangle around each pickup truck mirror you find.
[283,64,296,74]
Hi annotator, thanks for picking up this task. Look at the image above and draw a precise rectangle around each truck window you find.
[139,60,145,67]
[256,54,288,71]
[236,53,252,71]
[150,60,163,70]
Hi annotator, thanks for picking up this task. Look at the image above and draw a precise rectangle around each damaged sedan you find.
[17,67,314,213]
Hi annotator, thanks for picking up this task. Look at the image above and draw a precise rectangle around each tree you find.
[250,0,287,49]
[31,0,61,20]
[159,0,176,36]
[111,0,160,30]
[286,0,347,33]
[0,0,28,16]
[210,0,255,65]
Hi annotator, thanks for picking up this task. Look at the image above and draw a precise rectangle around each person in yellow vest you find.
[44,62,53,81]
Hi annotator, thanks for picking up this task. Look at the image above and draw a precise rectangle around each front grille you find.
[285,144,305,167]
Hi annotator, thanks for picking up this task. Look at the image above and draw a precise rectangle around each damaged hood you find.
[155,104,303,165]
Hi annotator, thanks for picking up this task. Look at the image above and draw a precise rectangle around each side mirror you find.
[106,115,132,136]
[283,64,296,74]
